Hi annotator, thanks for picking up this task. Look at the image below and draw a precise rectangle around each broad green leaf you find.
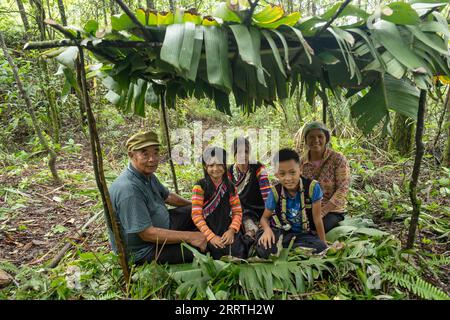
[381,2,420,25]
[287,26,314,64]
[364,51,406,79]
[297,16,326,36]
[253,5,284,24]
[213,2,241,23]
[414,41,450,75]
[179,22,197,72]
[249,27,267,88]
[256,12,300,29]
[229,25,266,86]
[269,29,290,71]
[56,46,79,69]
[321,2,370,20]
[160,24,185,71]
[186,25,204,81]
[261,30,286,77]
[317,52,340,65]
[105,90,121,105]
[133,79,147,117]
[84,20,98,36]
[348,28,385,69]
[326,226,357,242]
[371,20,426,71]
[204,26,232,91]
[355,228,389,238]
[407,25,449,54]
[62,67,79,93]
[410,1,449,12]
[328,27,361,83]
[331,27,355,47]
[111,13,135,31]
[351,74,420,134]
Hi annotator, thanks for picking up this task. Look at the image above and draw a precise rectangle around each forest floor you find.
[0,106,449,299]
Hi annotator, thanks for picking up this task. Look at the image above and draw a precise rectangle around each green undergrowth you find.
[1,216,448,300]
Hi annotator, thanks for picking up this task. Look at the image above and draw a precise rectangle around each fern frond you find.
[383,271,449,300]
[0,261,19,274]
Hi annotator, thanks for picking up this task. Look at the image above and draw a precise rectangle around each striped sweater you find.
[191,183,242,242]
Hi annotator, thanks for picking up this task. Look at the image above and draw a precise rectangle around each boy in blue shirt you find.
[256,148,327,258]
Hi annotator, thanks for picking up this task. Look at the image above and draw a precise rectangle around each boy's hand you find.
[258,228,275,249]
[209,235,225,249]
[221,228,235,245]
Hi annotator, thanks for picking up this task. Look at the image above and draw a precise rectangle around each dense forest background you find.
[0,0,449,300]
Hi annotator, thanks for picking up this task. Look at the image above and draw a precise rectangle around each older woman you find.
[297,121,350,232]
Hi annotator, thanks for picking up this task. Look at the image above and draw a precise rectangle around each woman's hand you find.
[258,228,275,249]
[221,228,235,245]
[209,235,225,249]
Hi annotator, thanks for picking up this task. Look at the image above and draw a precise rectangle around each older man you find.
[107,131,207,264]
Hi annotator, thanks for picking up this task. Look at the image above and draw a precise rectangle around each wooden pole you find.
[77,47,130,282]
[406,90,427,249]
[160,91,179,194]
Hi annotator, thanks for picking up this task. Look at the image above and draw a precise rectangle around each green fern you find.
[383,271,449,300]
[428,256,450,268]
[0,261,19,274]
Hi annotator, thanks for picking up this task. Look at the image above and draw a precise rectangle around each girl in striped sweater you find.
[191,147,247,259]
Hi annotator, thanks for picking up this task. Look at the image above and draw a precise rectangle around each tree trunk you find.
[444,89,450,167]
[312,3,317,15]
[319,89,328,125]
[160,92,179,194]
[30,0,47,41]
[57,0,68,26]
[389,113,414,156]
[15,0,30,33]
[406,90,427,249]
[0,33,61,185]
[295,86,302,123]
[30,0,60,144]
[75,58,88,128]
[77,47,130,283]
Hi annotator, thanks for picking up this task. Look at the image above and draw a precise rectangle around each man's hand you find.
[210,235,226,249]
[188,232,207,252]
[258,228,275,250]
[221,228,235,246]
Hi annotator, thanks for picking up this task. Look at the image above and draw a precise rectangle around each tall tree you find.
[0,33,61,185]
[444,90,450,167]
[57,0,68,26]
[15,0,30,33]
[30,0,61,144]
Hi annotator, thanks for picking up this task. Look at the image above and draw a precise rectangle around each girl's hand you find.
[221,228,235,245]
[258,228,275,249]
[209,235,225,249]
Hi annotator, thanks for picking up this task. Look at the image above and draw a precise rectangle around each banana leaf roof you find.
[27,0,450,133]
